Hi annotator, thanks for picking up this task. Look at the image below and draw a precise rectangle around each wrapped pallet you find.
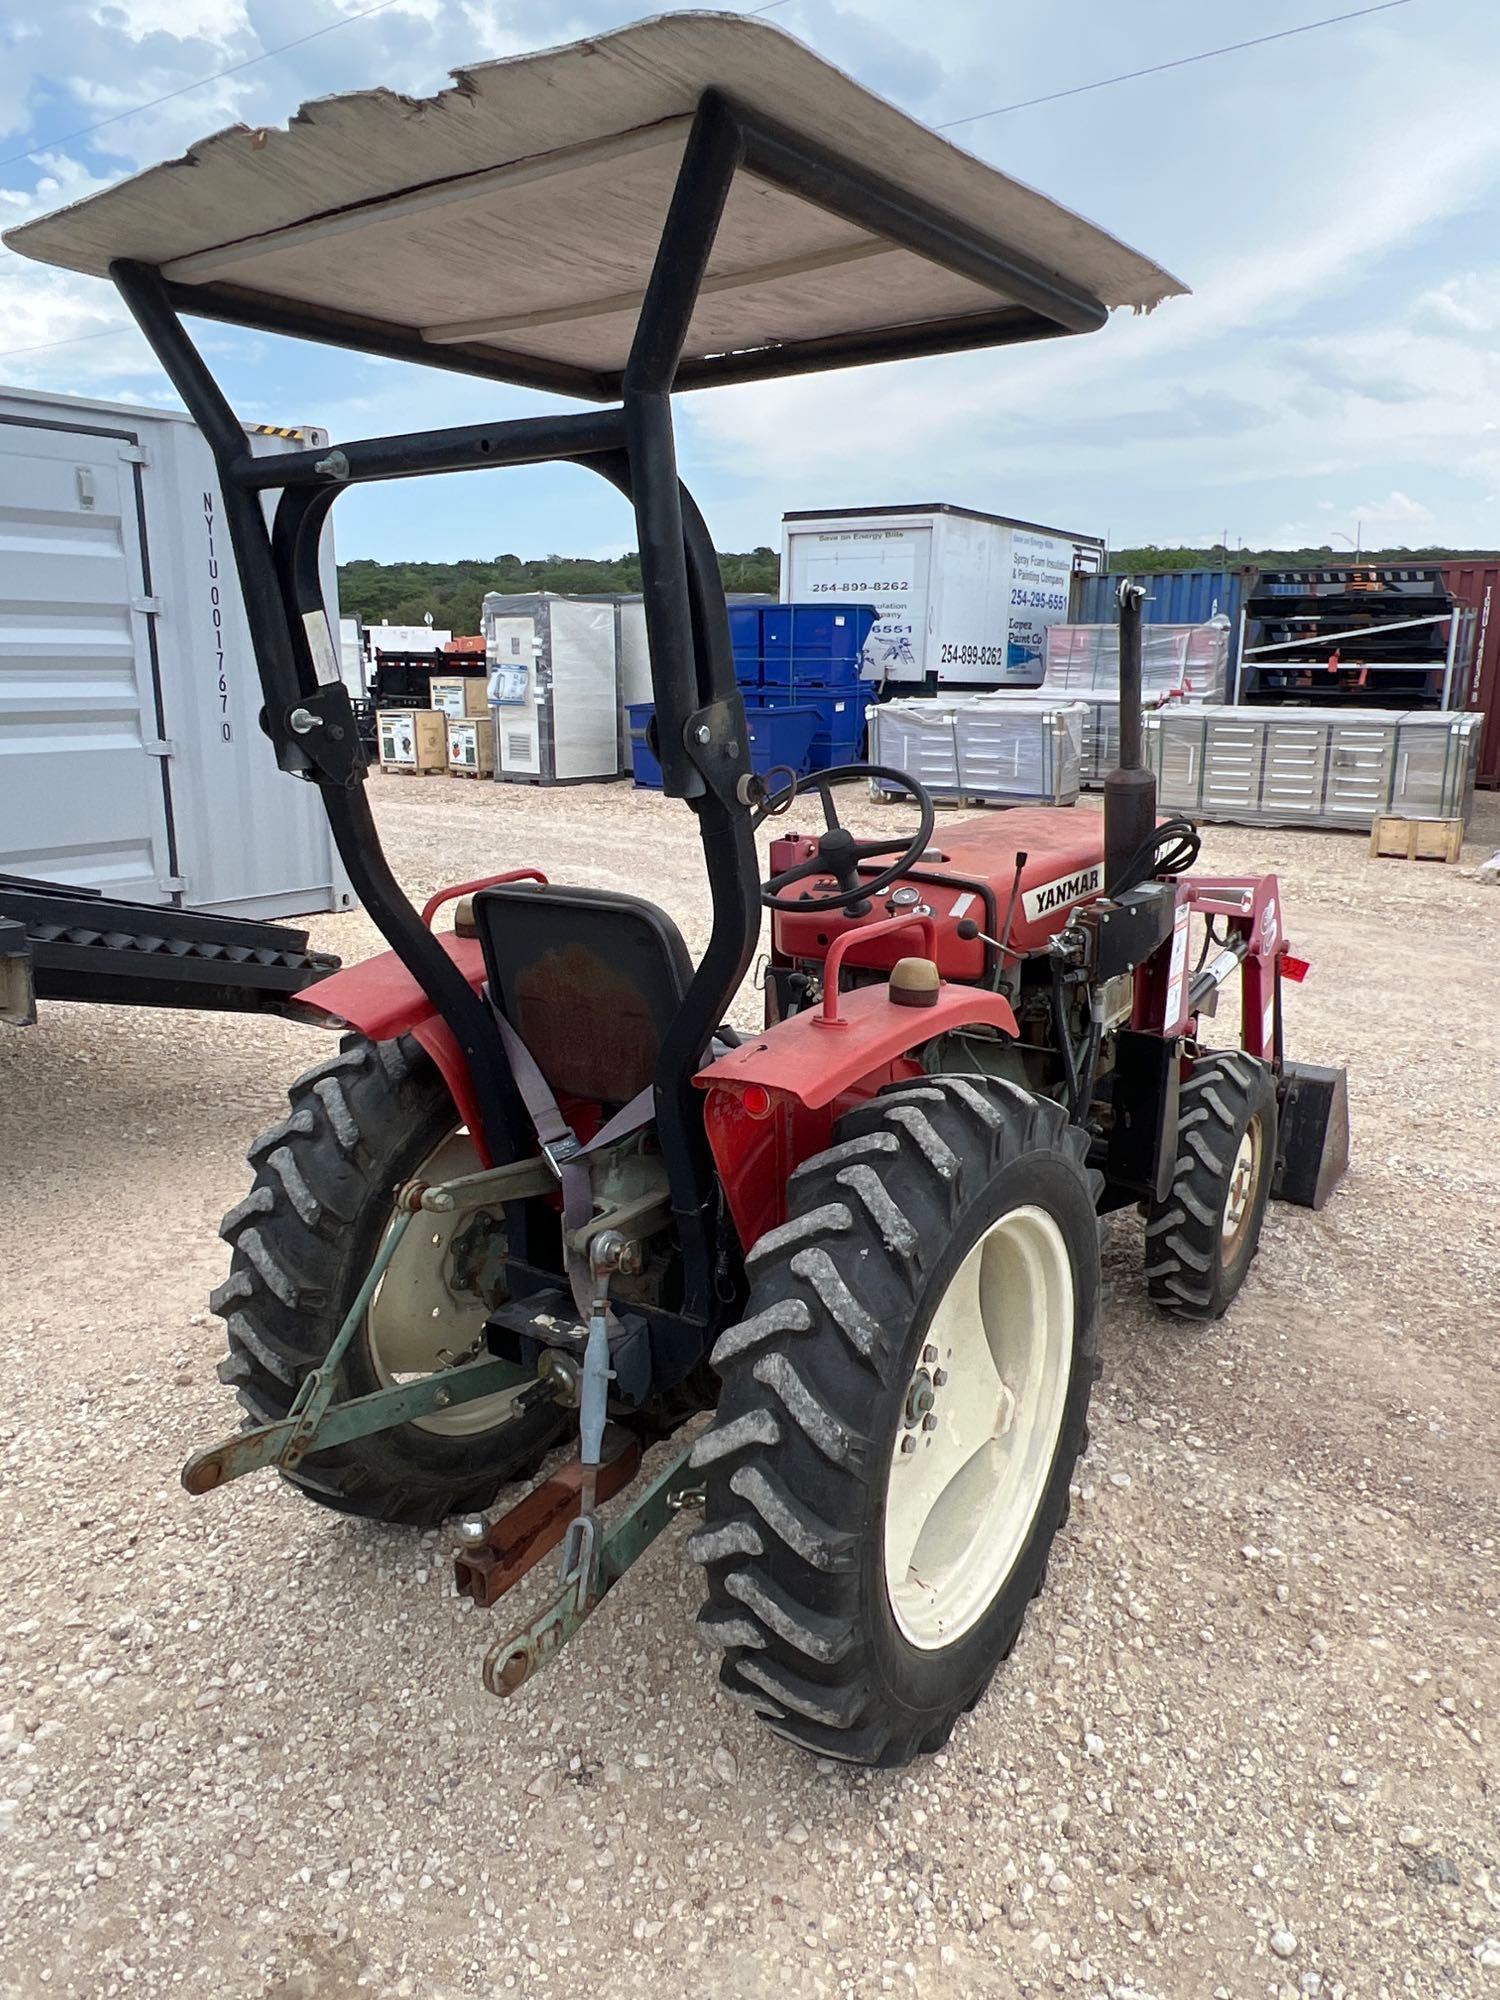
[1146,705,1480,830]
[868,696,1085,806]
[1043,619,1230,703]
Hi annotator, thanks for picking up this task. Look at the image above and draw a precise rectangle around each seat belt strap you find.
[493,1013,656,1321]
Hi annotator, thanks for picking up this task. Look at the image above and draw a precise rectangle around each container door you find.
[0,418,176,899]
[490,614,541,776]
[545,600,618,779]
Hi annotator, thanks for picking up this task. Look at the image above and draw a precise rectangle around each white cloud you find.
[5,0,1500,554]
[1347,490,1435,528]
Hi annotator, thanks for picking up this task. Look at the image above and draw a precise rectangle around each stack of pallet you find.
[376,668,494,776]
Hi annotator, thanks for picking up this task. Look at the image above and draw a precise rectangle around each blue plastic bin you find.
[626,700,663,789]
[744,703,819,778]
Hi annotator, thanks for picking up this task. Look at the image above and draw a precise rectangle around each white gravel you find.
[2,774,1498,1999]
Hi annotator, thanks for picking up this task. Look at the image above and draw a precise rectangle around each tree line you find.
[338,542,1499,635]
[337,550,779,635]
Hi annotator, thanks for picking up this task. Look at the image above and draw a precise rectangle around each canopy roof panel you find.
[7,11,1186,399]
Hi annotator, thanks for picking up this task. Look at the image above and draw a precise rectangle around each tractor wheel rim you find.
[366,1128,514,1437]
[883,1204,1074,1651]
[1221,1125,1261,1250]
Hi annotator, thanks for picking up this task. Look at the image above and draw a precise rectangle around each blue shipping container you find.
[1073,569,1248,674]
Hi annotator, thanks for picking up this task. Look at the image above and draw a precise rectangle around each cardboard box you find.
[447,715,496,775]
[377,708,448,772]
[429,675,490,718]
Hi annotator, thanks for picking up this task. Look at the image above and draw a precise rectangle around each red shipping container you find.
[1439,561,1500,788]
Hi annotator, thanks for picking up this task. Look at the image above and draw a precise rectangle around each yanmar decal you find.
[1021,862,1103,923]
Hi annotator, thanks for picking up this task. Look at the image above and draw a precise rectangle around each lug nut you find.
[922,1413,938,1432]
[900,1435,918,1455]
[932,1368,948,1388]
[922,1344,938,1364]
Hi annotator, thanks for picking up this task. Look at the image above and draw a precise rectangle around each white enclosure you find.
[0,386,352,919]
[781,505,1104,690]
[481,593,620,783]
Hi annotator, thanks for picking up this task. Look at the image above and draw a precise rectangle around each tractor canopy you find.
[6,12,1185,400]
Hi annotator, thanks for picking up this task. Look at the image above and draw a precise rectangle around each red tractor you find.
[10,14,1346,1766]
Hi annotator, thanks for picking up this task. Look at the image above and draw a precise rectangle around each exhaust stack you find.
[1103,579,1156,895]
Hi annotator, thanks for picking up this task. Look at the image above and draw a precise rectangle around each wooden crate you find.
[1368,815,1465,864]
[429,675,491,719]
[377,707,448,773]
[447,715,496,776]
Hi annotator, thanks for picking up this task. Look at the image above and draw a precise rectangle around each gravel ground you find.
[2,775,1498,2000]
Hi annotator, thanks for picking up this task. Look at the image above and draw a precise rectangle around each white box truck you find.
[0,385,352,920]
[780,504,1104,691]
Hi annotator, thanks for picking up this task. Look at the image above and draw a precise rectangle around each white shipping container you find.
[781,505,1103,690]
[0,385,353,919]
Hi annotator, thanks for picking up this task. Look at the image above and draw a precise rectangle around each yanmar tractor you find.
[11,14,1347,1766]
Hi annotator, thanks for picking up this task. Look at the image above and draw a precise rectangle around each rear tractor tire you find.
[690,1076,1101,1767]
[211,1034,567,1527]
[1146,1049,1278,1320]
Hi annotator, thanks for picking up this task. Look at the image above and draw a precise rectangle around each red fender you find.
[289,871,547,1165]
[695,968,1019,1250]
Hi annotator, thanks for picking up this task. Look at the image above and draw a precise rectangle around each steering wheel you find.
[753,763,936,914]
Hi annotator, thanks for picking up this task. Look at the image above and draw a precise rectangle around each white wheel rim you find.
[883,1205,1075,1651]
[1221,1126,1259,1248]
[366,1129,516,1437]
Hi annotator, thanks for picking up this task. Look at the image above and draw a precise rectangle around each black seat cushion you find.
[473,882,693,1107]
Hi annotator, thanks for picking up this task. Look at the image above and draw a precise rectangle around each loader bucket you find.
[1273,1061,1350,1210]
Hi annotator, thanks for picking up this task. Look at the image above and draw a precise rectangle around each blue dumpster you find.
[728,606,763,688]
[758,687,870,770]
[744,703,819,778]
[761,603,878,689]
[627,700,663,789]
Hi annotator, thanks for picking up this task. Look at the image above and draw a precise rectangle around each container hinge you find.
[158,875,186,892]
[144,739,174,758]
[132,595,163,616]
[118,445,149,466]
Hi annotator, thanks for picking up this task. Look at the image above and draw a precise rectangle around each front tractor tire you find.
[1146,1049,1278,1321]
[690,1077,1101,1768]
[211,1035,566,1527]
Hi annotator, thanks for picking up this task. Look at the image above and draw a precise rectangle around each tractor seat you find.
[473,882,693,1109]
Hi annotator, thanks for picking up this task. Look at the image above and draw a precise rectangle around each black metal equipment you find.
[1103,579,1157,897]
[0,875,339,1022]
[98,82,1125,1344]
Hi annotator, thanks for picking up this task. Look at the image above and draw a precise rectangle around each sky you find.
[2,0,1498,568]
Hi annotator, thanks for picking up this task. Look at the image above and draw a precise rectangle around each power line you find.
[0,0,403,172]
[0,325,134,361]
[937,0,1414,128]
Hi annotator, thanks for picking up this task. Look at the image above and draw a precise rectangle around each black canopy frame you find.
[109,87,1110,1328]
